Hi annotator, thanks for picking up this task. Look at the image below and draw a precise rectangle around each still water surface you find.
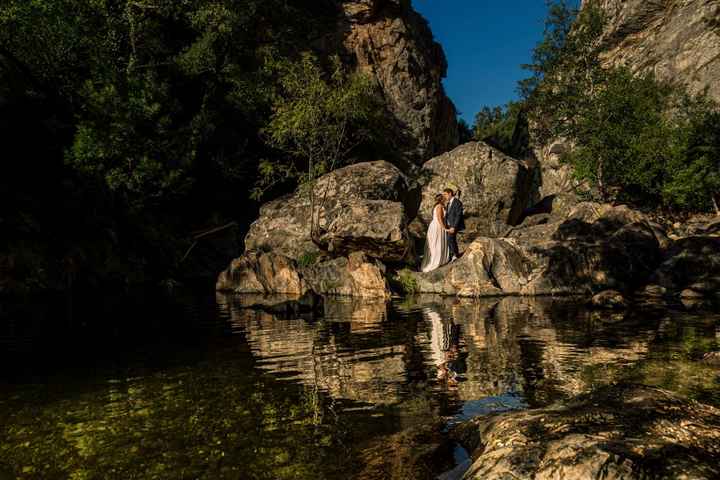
[1,293,719,479]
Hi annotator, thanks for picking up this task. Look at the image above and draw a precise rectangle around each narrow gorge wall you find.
[337,0,459,163]
[585,0,720,102]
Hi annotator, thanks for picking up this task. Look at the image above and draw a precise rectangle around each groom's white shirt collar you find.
[448,196,456,208]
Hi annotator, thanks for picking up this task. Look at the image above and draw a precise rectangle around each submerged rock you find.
[638,284,668,298]
[591,290,628,309]
[702,351,720,366]
[357,421,453,480]
[244,161,419,262]
[457,384,720,480]
[221,291,323,316]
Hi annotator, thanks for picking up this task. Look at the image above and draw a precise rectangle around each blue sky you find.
[413,0,580,125]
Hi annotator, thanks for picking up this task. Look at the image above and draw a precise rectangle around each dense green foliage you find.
[457,118,473,144]
[564,68,720,209]
[475,0,720,211]
[471,1,720,211]
[255,53,383,199]
[0,0,388,294]
[471,101,524,154]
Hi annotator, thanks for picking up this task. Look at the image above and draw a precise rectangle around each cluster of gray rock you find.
[217,141,720,308]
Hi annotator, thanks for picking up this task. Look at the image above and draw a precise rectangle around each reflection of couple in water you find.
[424,307,464,386]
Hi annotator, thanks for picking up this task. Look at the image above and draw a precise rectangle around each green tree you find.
[520,1,607,143]
[472,101,524,154]
[520,0,720,210]
[663,93,720,211]
[256,52,383,243]
[0,0,347,291]
[457,118,473,144]
[563,68,678,200]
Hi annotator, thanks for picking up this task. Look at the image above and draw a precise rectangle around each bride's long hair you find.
[434,193,444,206]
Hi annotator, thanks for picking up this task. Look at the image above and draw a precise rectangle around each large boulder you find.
[412,238,530,296]
[245,161,420,262]
[339,0,458,162]
[456,384,720,480]
[303,252,391,299]
[418,142,534,239]
[410,203,665,296]
[530,137,579,202]
[216,251,391,299]
[216,251,308,295]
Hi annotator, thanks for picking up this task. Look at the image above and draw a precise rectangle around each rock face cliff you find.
[338,0,459,163]
[585,0,720,102]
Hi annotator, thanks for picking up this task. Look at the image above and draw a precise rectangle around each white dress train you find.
[420,205,450,273]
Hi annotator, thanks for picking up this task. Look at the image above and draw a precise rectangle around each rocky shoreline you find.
[217,141,720,308]
[216,139,720,479]
[452,383,720,479]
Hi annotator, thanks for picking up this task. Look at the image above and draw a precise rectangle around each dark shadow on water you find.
[0,292,718,479]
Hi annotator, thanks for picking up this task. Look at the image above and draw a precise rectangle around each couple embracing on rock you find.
[420,188,465,273]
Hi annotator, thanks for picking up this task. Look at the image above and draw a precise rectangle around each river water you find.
[1,292,719,479]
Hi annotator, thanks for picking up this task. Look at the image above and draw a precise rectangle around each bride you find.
[420,194,451,272]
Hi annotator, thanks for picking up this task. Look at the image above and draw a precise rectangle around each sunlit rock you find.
[418,142,534,239]
[216,251,308,295]
[458,384,720,480]
[340,0,459,162]
[410,203,665,296]
[244,161,419,262]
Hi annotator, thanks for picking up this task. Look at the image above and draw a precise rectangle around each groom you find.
[442,188,465,261]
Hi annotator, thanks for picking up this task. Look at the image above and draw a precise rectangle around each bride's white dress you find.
[421,205,450,272]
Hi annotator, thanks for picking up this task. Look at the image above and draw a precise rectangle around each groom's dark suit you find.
[445,197,465,259]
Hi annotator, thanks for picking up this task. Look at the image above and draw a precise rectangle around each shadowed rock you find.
[650,236,720,300]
